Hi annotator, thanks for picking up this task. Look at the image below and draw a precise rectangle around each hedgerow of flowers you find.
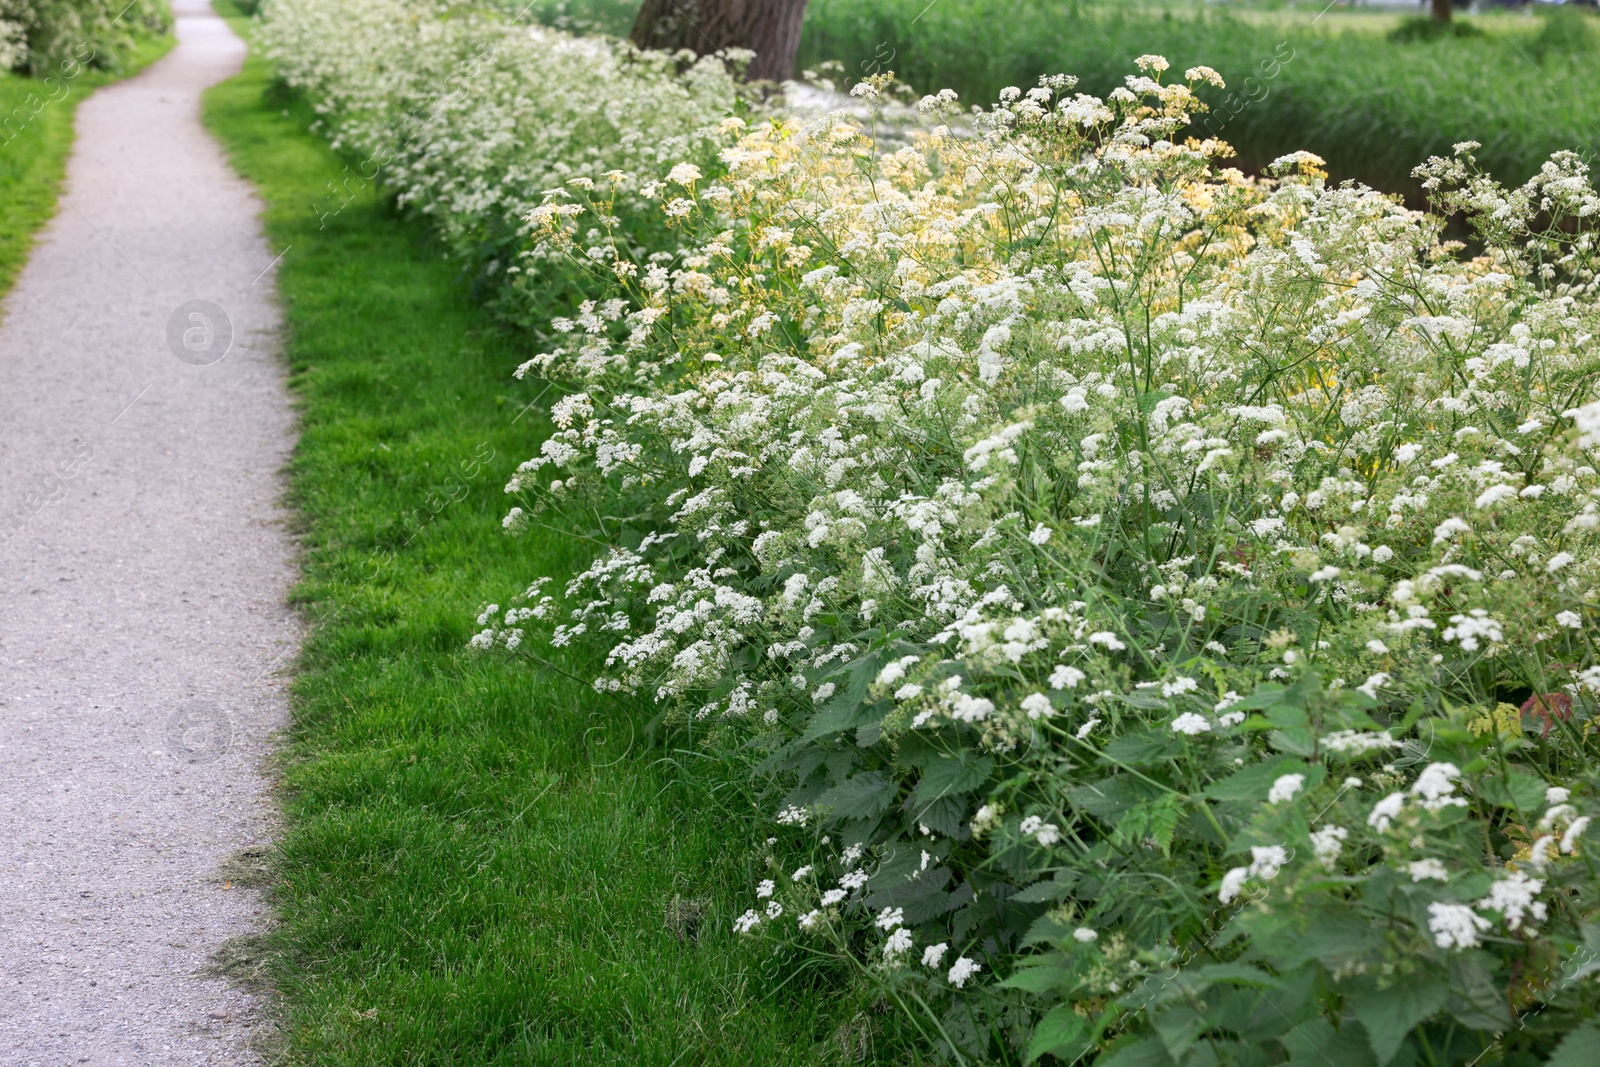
[258,0,749,290]
[469,56,1600,1064]
[0,0,168,75]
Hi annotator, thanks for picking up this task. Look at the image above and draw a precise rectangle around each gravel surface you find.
[0,2,296,1063]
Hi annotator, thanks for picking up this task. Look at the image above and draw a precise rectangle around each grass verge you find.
[0,32,174,301]
[201,3,887,1063]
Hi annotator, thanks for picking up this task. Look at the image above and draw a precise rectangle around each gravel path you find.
[0,2,296,1063]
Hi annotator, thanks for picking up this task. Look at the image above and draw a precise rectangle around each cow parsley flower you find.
[1408,858,1449,882]
[1310,825,1347,868]
[1428,902,1490,950]
[1268,773,1305,804]
[1073,927,1098,943]
[1479,871,1547,931]
[1048,665,1086,691]
[1171,712,1211,736]
[947,956,981,988]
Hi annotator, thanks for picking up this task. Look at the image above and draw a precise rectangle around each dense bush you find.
[258,0,748,313]
[0,0,168,75]
[261,0,1600,1061]
[482,70,1600,1067]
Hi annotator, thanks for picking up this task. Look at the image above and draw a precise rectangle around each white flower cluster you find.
[264,3,1600,1026]
[259,0,746,270]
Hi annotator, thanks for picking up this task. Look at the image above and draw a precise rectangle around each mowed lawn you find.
[201,5,880,1062]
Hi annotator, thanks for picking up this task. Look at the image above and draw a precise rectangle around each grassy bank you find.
[202,4,890,1063]
[798,0,1599,199]
[0,32,174,301]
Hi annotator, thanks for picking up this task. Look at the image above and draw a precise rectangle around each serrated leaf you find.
[1112,793,1184,856]
[1101,728,1182,767]
[1345,974,1448,1066]
[1000,962,1074,994]
[911,753,993,806]
[1474,769,1546,813]
[1012,877,1075,904]
[812,772,894,820]
[1067,774,1165,822]
[1547,1021,1600,1067]
[1024,1004,1091,1065]
[1152,1004,1206,1061]
[1096,1034,1176,1067]
[1205,758,1320,803]
[1281,1018,1375,1067]
[1445,956,1511,1032]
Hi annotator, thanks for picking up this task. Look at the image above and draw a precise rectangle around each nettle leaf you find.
[1023,1003,1092,1065]
[1012,875,1076,905]
[1001,960,1075,995]
[1548,1022,1600,1067]
[1445,955,1511,1032]
[1473,768,1545,812]
[1280,1018,1376,1067]
[911,752,994,807]
[865,865,960,924]
[1344,972,1448,1066]
[1205,757,1322,803]
[1101,727,1182,767]
[812,771,894,821]
[908,793,967,837]
[1563,922,1600,985]
[1068,774,1166,823]
[1152,1004,1207,1061]
[1096,1034,1177,1067]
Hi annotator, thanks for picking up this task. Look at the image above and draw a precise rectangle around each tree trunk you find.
[1432,0,1451,24]
[630,0,810,84]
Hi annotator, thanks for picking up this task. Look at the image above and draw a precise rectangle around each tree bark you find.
[1431,0,1452,24]
[630,0,810,84]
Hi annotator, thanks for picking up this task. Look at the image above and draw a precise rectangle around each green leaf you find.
[1101,728,1182,767]
[1112,793,1185,856]
[1205,758,1321,803]
[1001,962,1075,995]
[812,772,894,820]
[1024,1004,1092,1065]
[1068,774,1165,822]
[1345,974,1448,1066]
[1474,769,1546,812]
[1281,1018,1376,1067]
[1096,1034,1176,1067]
[911,753,993,806]
[1152,1004,1206,1061]
[1011,876,1075,905]
[1548,1022,1600,1067]
[1445,956,1511,1032]
[1562,922,1600,985]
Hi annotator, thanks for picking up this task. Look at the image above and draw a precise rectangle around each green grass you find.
[202,4,895,1063]
[0,32,173,302]
[797,0,1600,200]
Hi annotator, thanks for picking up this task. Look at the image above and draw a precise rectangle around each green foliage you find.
[0,0,170,75]
[1386,16,1485,44]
